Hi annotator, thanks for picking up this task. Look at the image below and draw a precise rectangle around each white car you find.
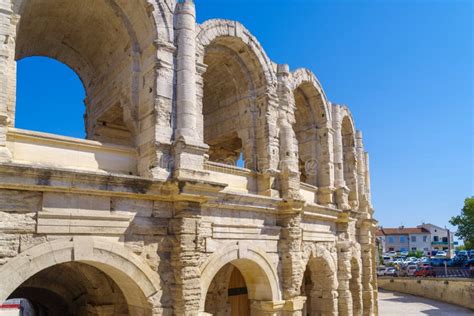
[406,264,418,276]
[377,267,386,276]
[435,251,447,257]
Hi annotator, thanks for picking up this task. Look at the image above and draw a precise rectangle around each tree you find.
[450,197,474,249]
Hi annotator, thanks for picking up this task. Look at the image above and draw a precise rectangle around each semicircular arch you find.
[199,242,282,311]
[0,237,161,314]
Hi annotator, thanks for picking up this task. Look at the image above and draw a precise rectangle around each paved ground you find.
[378,289,474,315]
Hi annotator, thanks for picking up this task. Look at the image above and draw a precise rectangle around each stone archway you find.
[300,244,339,316]
[290,68,332,187]
[199,242,282,314]
[196,19,279,176]
[0,237,161,315]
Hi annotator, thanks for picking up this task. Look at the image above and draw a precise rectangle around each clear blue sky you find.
[16,0,473,234]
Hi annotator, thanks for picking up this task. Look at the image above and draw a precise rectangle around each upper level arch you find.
[290,68,331,124]
[335,105,359,204]
[196,19,277,169]
[291,68,332,187]
[197,19,276,89]
[10,0,162,147]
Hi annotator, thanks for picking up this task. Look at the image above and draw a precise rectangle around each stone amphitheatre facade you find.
[0,0,377,315]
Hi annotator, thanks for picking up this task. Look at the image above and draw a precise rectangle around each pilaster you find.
[277,200,305,300]
[0,5,14,162]
[336,212,353,316]
[170,199,205,315]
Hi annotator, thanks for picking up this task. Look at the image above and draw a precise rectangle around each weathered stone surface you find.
[0,1,376,315]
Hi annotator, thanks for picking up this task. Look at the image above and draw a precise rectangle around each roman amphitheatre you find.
[0,0,377,315]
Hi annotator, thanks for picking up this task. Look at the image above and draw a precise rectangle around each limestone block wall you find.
[0,0,377,315]
[378,277,474,310]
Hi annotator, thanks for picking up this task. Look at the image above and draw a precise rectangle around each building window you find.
[411,236,416,242]
[389,247,394,251]
[424,248,429,251]
[388,237,394,243]
[433,236,439,242]
[442,237,448,243]
[423,236,427,242]
[400,236,406,243]
[412,247,417,251]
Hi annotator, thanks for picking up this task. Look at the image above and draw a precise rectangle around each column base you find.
[0,147,11,162]
[317,186,335,206]
[335,186,350,210]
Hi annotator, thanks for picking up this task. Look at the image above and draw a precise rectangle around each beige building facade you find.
[0,0,377,315]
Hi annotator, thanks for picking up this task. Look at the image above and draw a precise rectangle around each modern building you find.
[418,223,455,256]
[378,226,431,254]
[378,224,456,256]
[0,1,377,315]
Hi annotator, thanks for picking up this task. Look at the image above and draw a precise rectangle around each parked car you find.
[384,267,398,277]
[431,257,449,267]
[386,251,397,257]
[434,250,447,257]
[458,250,468,257]
[382,256,392,265]
[400,251,409,256]
[414,266,436,277]
[406,264,418,276]
[377,267,386,276]
[464,259,474,277]
[447,256,467,267]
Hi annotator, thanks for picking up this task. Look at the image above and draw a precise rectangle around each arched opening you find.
[6,262,130,315]
[11,0,158,148]
[0,239,161,316]
[341,116,357,202]
[15,56,86,138]
[350,257,363,316]
[204,263,250,316]
[300,256,337,315]
[202,36,266,169]
[293,82,327,186]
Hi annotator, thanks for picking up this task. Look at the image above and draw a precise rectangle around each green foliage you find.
[450,197,474,250]
[407,250,424,258]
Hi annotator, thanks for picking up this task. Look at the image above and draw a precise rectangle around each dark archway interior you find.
[293,83,326,185]
[204,263,250,316]
[202,37,264,168]
[8,262,129,316]
[301,257,336,315]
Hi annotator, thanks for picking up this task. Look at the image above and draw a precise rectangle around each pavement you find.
[378,289,474,315]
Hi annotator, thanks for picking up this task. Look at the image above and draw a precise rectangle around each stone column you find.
[170,200,205,315]
[359,219,376,316]
[336,213,353,316]
[332,105,349,209]
[173,0,208,178]
[0,4,14,161]
[278,201,305,302]
[277,64,301,200]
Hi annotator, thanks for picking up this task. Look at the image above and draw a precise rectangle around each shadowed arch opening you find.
[301,250,338,315]
[341,115,357,202]
[199,243,281,313]
[293,81,328,185]
[350,255,363,316]
[201,36,267,169]
[0,238,161,315]
[8,262,130,315]
[11,0,158,149]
